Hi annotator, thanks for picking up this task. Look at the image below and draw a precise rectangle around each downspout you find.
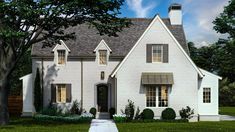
[41,58,44,107]
[115,76,117,113]
[81,58,83,109]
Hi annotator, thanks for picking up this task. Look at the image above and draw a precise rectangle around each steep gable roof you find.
[111,15,203,78]
[31,18,189,58]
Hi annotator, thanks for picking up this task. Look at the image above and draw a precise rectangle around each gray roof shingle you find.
[31,18,189,58]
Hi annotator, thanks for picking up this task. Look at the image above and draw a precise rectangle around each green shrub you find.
[33,114,92,123]
[113,114,127,123]
[40,103,63,116]
[131,119,188,123]
[142,108,154,119]
[134,107,141,120]
[89,107,97,117]
[121,99,135,121]
[161,108,176,120]
[109,107,115,119]
[179,106,194,119]
[70,100,81,115]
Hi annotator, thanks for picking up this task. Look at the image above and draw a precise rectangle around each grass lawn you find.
[117,121,235,132]
[219,107,235,116]
[0,117,90,132]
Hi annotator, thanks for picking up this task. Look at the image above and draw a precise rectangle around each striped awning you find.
[141,72,174,85]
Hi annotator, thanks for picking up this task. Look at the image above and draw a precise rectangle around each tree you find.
[213,0,235,82]
[9,50,31,96]
[188,42,218,73]
[219,78,235,106]
[34,68,42,112]
[213,0,235,39]
[0,0,130,125]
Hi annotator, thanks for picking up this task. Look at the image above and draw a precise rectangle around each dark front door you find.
[97,85,108,112]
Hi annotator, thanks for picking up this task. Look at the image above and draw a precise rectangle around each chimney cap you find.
[168,3,182,12]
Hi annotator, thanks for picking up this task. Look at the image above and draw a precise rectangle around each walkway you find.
[89,119,118,132]
[220,115,235,121]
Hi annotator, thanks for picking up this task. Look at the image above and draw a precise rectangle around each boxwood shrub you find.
[89,107,97,118]
[142,108,154,119]
[161,108,176,120]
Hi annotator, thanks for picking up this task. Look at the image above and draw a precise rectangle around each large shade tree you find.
[0,0,130,125]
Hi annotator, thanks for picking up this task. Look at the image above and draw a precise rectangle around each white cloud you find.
[174,0,229,46]
[126,0,156,18]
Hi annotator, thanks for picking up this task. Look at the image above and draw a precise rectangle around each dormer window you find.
[99,50,107,65]
[58,50,66,65]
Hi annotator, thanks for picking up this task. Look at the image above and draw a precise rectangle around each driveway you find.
[89,119,118,132]
[220,115,235,121]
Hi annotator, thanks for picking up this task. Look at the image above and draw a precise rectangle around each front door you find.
[97,85,108,112]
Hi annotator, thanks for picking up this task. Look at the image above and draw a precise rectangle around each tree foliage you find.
[0,0,130,125]
[219,78,235,106]
[213,0,235,38]
[9,50,31,95]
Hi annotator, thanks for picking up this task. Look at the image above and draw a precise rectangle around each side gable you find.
[111,15,203,78]
[52,40,71,52]
[199,68,222,80]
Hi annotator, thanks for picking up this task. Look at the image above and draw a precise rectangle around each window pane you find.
[58,50,65,64]
[203,88,211,103]
[152,45,163,62]
[56,84,67,103]
[99,50,107,65]
[146,87,156,107]
[158,86,168,107]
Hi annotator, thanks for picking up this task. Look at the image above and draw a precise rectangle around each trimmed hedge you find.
[161,108,176,120]
[130,119,188,123]
[33,114,92,123]
[142,108,154,119]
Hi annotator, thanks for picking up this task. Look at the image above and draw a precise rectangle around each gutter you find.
[81,58,83,109]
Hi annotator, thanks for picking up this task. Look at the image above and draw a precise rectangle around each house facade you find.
[21,4,221,121]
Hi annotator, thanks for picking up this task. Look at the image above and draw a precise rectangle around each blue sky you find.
[119,0,229,47]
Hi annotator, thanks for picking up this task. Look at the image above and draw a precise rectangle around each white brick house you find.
[21,4,221,121]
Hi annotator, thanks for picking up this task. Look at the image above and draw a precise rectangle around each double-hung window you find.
[56,84,66,103]
[58,50,66,65]
[99,50,107,65]
[203,88,211,103]
[152,45,163,62]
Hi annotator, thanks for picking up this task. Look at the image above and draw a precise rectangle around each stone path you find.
[220,115,235,121]
[89,119,118,132]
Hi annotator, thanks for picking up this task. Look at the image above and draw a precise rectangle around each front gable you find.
[111,15,203,78]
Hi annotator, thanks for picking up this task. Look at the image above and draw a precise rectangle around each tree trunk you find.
[0,76,10,125]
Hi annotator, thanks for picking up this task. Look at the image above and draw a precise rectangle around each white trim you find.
[19,73,32,80]
[199,68,222,80]
[94,39,112,52]
[52,40,71,52]
[111,15,204,78]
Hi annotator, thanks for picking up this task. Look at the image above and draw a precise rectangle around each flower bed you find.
[113,114,127,123]
[33,113,93,123]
